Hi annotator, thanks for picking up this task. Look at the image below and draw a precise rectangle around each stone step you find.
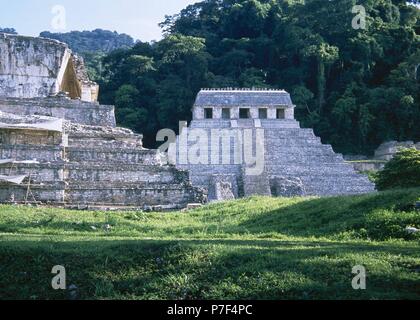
[181,128,318,139]
[0,182,65,203]
[66,181,186,188]
[68,139,142,149]
[266,156,344,164]
[66,147,161,165]
[0,97,116,127]
[297,174,375,192]
[264,132,317,139]
[0,161,189,184]
[65,165,183,184]
[263,138,322,146]
[65,184,196,207]
[176,154,346,165]
[0,162,64,183]
[0,144,64,162]
[175,148,339,163]
[298,174,373,186]
[265,164,357,175]
[176,163,357,176]
[177,164,242,175]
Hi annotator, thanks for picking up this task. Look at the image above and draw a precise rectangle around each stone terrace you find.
[0,33,205,210]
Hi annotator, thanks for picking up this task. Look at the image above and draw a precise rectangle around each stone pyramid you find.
[171,89,376,201]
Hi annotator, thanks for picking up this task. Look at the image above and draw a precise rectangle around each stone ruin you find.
[346,141,419,173]
[170,89,376,201]
[374,141,420,161]
[0,33,376,209]
[0,33,99,102]
[0,33,204,209]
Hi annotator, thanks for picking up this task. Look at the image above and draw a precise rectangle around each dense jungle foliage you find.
[35,1,420,152]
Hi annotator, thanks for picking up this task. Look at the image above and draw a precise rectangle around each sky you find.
[0,0,198,42]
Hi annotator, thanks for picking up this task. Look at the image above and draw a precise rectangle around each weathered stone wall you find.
[0,33,70,98]
[0,163,64,183]
[0,183,65,204]
[349,161,386,173]
[0,117,204,208]
[0,33,99,102]
[208,174,238,201]
[66,184,199,207]
[0,145,63,162]
[374,141,420,161]
[0,97,116,127]
[67,147,159,164]
[0,129,63,145]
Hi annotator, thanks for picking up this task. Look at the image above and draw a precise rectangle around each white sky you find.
[1,0,198,42]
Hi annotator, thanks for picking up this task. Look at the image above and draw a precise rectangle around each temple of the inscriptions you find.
[170,89,375,201]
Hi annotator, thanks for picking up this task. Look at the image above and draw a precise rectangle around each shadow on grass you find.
[0,238,419,300]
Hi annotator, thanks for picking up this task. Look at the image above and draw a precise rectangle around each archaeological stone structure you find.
[0,33,204,209]
[170,89,376,201]
[0,32,376,209]
[374,141,420,161]
[347,141,419,173]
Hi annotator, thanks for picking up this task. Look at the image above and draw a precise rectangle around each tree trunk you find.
[317,59,326,113]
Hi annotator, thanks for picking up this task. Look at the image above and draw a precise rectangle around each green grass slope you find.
[0,189,419,300]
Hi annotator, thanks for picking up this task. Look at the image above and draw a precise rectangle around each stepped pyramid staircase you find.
[0,118,204,210]
[173,88,376,201]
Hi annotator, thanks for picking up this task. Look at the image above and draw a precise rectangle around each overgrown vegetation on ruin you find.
[376,148,420,190]
[0,188,419,300]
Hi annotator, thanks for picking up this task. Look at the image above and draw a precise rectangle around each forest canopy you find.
[83,0,419,153]
[40,29,135,54]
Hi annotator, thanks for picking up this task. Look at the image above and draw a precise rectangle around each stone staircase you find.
[174,120,376,201]
[0,123,204,209]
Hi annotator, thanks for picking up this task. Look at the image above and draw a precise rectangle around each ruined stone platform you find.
[0,114,204,208]
[0,33,205,209]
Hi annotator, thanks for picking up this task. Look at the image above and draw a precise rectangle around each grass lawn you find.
[0,188,419,300]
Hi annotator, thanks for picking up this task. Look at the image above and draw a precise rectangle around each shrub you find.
[362,170,379,184]
[376,148,420,191]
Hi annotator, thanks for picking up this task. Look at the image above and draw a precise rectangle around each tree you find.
[302,42,339,112]
[376,148,420,190]
[0,28,17,34]
[97,0,419,153]
[40,29,134,54]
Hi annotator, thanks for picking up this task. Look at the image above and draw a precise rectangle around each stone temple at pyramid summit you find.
[0,33,375,209]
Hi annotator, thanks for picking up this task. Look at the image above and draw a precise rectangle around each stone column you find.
[268,108,277,119]
[194,108,204,120]
[249,108,258,119]
[213,107,222,119]
[231,107,240,119]
[285,107,295,120]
